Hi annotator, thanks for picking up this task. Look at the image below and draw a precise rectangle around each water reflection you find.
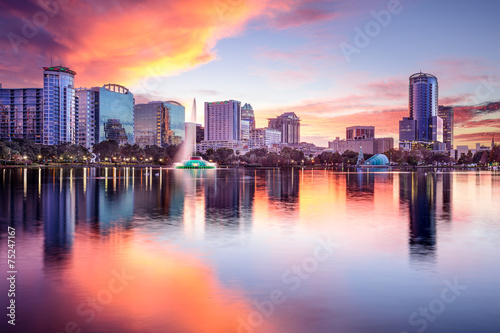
[0,167,499,333]
[399,171,453,265]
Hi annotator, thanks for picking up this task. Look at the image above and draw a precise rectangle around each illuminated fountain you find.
[174,99,216,169]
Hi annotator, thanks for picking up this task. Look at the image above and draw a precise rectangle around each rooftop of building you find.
[43,66,76,75]
[346,125,375,129]
[409,72,437,80]
[103,83,130,94]
[206,100,239,105]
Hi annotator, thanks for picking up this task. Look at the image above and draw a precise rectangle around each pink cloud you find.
[269,7,340,30]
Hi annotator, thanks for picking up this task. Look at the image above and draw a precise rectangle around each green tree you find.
[121,143,144,160]
[265,152,280,166]
[0,141,11,160]
[93,140,120,160]
[385,148,403,164]
[215,147,234,164]
[489,145,500,163]
[458,150,473,165]
[342,150,358,165]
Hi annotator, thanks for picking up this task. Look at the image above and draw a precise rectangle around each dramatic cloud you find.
[0,0,345,89]
[454,132,498,143]
[258,93,500,147]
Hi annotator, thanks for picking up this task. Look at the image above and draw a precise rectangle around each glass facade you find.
[240,119,250,141]
[98,84,134,143]
[438,106,454,150]
[399,117,417,142]
[241,103,255,130]
[43,66,76,145]
[409,72,439,142]
[0,87,43,143]
[165,101,185,145]
[134,101,185,147]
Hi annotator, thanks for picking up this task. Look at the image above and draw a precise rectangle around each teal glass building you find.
[98,84,134,143]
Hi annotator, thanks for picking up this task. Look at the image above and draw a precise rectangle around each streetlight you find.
[23,155,27,166]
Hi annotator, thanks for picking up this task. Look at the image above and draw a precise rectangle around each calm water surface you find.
[0,167,499,333]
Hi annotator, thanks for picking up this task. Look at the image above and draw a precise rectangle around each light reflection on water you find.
[0,167,499,333]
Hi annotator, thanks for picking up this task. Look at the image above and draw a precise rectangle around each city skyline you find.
[1,0,500,147]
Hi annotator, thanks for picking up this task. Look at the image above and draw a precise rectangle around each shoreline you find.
[0,164,496,171]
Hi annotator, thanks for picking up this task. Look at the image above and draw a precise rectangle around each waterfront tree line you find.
[1,139,499,166]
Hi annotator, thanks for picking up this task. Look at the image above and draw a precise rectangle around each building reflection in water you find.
[399,171,452,265]
[346,171,375,200]
[266,168,299,205]
[42,168,76,267]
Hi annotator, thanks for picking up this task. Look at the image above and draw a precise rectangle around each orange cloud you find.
[1,0,341,88]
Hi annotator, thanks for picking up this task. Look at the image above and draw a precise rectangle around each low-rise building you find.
[249,128,281,148]
[328,137,394,155]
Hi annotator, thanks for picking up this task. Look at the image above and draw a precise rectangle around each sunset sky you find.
[1,0,500,147]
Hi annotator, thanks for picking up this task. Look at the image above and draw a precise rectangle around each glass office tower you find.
[43,66,76,145]
[409,72,439,142]
[0,86,43,143]
[134,101,185,147]
[98,84,134,143]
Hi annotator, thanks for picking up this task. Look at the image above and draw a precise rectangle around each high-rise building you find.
[98,84,134,143]
[268,112,300,144]
[399,72,443,149]
[75,88,99,148]
[0,86,43,143]
[241,103,255,130]
[43,66,77,145]
[164,101,186,145]
[134,101,185,147]
[409,72,439,142]
[204,100,241,141]
[438,105,454,150]
[241,119,250,142]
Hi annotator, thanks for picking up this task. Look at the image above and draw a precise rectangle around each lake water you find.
[0,167,499,333]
